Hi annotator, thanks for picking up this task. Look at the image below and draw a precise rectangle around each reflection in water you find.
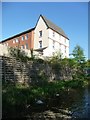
[71,88,88,118]
[50,84,90,119]
[29,83,90,119]
[88,83,90,118]
[60,85,90,119]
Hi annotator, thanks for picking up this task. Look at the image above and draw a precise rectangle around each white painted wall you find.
[48,29,69,57]
[0,44,9,56]
[34,16,69,58]
[34,16,49,49]
[34,16,51,57]
[0,44,32,58]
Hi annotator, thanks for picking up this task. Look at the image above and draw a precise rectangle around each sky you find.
[1,2,88,58]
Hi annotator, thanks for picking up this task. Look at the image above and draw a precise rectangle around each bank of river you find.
[51,81,90,119]
[2,81,90,119]
[27,82,90,119]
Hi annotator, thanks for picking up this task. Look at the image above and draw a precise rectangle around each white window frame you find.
[25,43,28,49]
[15,38,19,43]
[22,36,24,41]
[25,34,28,40]
[21,45,24,49]
[13,39,15,43]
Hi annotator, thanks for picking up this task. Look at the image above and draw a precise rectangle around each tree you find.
[72,45,85,63]
[72,45,86,80]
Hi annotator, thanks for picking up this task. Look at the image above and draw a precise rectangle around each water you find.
[30,83,90,119]
[2,82,90,119]
[71,88,89,119]
[72,84,90,119]
[56,83,90,119]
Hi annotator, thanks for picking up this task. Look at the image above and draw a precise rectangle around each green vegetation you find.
[3,79,87,110]
[3,79,88,118]
[3,45,90,118]
[8,47,34,62]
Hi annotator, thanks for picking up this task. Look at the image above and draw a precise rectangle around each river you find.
[70,83,90,119]
[2,82,90,119]
[54,82,90,119]
[29,83,90,119]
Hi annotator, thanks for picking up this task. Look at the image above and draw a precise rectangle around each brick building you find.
[0,28,35,50]
[0,15,69,58]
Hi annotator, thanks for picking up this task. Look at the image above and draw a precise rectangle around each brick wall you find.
[1,29,34,50]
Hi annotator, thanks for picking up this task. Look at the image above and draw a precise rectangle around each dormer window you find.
[39,30,42,37]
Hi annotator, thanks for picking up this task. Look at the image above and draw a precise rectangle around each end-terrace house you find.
[34,15,69,58]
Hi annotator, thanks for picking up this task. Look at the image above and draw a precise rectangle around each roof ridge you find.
[1,27,35,42]
[41,15,69,40]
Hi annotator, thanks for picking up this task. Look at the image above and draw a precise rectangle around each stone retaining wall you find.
[1,56,51,84]
[1,56,73,84]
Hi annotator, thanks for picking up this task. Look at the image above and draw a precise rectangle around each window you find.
[4,43,6,46]
[21,45,24,49]
[64,38,66,43]
[22,36,24,40]
[53,31,55,37]
[16,38,19,43]
[39,41,42,48]
[39,31,42,37]
[53,41,55,49]
[25,34,28,40]
[13,39,15,43]
[4,43,8,46]
[7,43,8,46]
[25,43,28,49]
[59,43,61,50]
[65,46,67,53]
[59,35,61,40]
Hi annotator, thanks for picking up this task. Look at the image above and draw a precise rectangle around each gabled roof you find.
[1,27,35,43]
[39,15,69,40]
